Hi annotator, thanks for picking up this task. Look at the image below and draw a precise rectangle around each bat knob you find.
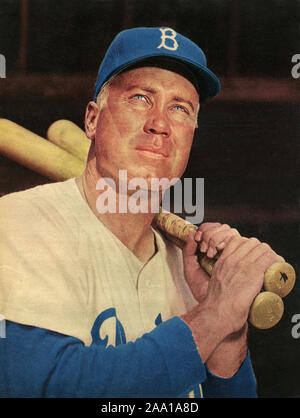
[249,291,284,330]
[263,262,296,298]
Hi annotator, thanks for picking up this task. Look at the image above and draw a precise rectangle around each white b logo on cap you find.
[157,28,178,51]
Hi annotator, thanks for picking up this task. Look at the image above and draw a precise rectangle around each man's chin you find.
[127,170,180,188]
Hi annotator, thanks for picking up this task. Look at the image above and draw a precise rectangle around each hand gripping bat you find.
[153,210,296,329]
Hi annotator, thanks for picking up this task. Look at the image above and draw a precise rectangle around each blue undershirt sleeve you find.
[0,317,206,398]
[202,351,257,398]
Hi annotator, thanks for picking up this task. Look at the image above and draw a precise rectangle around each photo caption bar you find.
[97,400,199,415]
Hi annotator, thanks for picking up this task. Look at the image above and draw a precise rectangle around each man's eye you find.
[132,94,146,101]
[172,105,188,114]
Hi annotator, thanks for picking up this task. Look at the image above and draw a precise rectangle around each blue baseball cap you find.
[93,27,221,103]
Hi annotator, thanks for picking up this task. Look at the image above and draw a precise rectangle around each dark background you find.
[0,0,299,397]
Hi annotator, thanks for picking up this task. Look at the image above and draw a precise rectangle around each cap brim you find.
[98,53,220,102]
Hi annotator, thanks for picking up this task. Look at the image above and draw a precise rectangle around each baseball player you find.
[0,27,283,398]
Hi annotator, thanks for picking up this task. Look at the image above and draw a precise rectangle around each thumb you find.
[182,230,210,302]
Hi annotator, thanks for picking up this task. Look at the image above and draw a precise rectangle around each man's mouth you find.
[135,146,169,159]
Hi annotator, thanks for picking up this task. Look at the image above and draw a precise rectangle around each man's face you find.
[89,65,199,187]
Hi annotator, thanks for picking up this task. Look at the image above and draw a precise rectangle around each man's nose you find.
[143,107,170,138]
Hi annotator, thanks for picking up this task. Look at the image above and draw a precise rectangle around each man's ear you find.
[85,101,99,141]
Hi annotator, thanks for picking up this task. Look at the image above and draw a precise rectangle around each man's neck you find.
[75,167,159,264]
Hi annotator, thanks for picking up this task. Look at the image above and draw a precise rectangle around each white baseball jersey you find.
[0,178,197,347]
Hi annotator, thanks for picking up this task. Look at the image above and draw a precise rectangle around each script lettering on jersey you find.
[91,309,163,347]
[90,309,202,398]
[91,307,126,346]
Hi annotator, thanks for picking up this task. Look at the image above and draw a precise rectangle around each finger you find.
[244,242,285,266]
[194,228,202,243]
[183,231,209,285]
[200,224,230,253]
[206,227,240,258]
[213,237,264,284]
[183,230,199,257]
[215,238,284,283]
[198,222,222,233]
[254,251,285,278]
[201,224,239,256]
[216,235,252,264]
[215,228,240,249]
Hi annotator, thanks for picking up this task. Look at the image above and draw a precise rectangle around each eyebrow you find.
[126,86,196,112]
[173,96,195,112]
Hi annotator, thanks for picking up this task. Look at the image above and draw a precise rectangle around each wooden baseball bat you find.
[153,210,296,329]
[46,119,90,162]
[0,119,85,181]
